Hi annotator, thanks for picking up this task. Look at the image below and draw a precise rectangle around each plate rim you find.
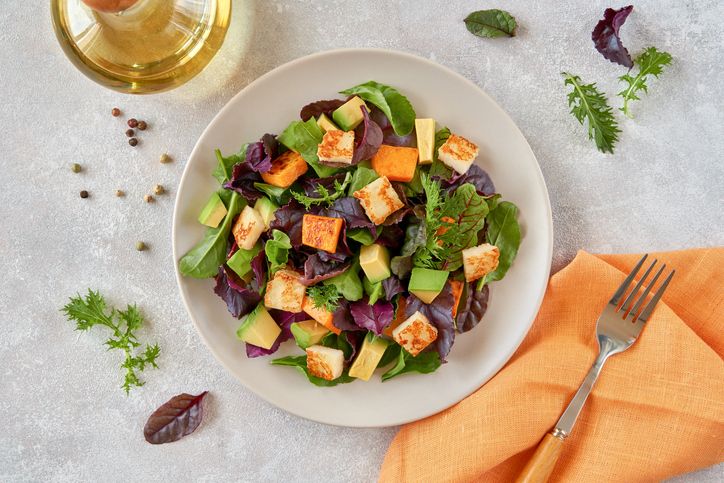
[171,47,553,427]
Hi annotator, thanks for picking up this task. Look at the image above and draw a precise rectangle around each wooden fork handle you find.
[514,432,566,483]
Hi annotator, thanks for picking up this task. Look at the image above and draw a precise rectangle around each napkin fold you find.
[380,249,724,482]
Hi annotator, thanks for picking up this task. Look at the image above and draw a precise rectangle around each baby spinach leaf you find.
[381,349,441,381]
[464,9,517,38]
[179,192,243,278]
[340,81,416,136]
[265,229,292,275]
[346,228,377,246]
[212,145,247,185]
[253,182,290,205]
[348,166,379,194]
[323,261,363,301]
[271,356,355,386]
[277,118,340,177]
[484,201,521,283]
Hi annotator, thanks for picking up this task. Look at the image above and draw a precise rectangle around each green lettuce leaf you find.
[381,349,441,381]
[340,81,416,136]
[264,229,291,275]
[212,145,247,185]
[484,201,521,283]
[277,118,339,177]
[271,356,354,386]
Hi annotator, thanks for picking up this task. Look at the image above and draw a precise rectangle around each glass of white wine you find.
[51,0,232,94]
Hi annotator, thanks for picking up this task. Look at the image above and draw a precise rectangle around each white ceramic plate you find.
[173,48,552,427]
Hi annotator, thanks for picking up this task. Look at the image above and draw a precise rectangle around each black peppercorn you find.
[80,190,89,198]
[129,137,138,147]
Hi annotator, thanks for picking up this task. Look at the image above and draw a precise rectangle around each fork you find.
[515,254,675,483]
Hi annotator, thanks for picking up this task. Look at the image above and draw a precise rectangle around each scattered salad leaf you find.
[369,106,417,147]
[618,47,672,118]
[272,356,355,386]
[562,72,620,154]
[292,172,351,209]
[307,284,341,312]
[265,229,292,274]
[592,5,634,68]
[321,331,356,361]
[330,299,365,332]
[441,164,495,197]
[299,99,345,121]
[346,228,377,246]
[378,343,401,368]
[224,161,265,203]
[213,266,261,319]
[484,201,521,284]
[437,183,489,271]
[457,283,490,332]
[381,349,441,381]
[391,221,427,279]
[250,249,267,292]
[340,81,416,136]
[253,182,290,206]
[244,134,276,173]
[212,146,247,185]
[143,392,208,444]
[362,277,385,305]
[179,192,242,278]
[349,299,394,335]
[323,197,376,232]
[375,225,404,250]
[351,106,384,164]
[347,166,379,194]
[61,290,160,394]
[464,9,517,38]
[405,283,456,361]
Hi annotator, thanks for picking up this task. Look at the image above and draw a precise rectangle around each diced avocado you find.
[359,244,391,283]
[415,118,436,164]
[291,320,330,349]
[236,304,281,350]
[253,196,279,229]
[349,333,389,381]
[409,268,449,304]
[197,192,228,228]
[227,243,262,279]
[332,96,368,131]
[317,113,340,133]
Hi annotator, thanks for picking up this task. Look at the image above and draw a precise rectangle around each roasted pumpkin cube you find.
[260,150,308,188]
[370,145,419,182]
[302,214,343,253]
[449,280,463,318]
[302,296,340,335]
[383,296,406,338]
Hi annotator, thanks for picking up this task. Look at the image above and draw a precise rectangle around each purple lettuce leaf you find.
[302,173,348,198]
[457,283,490,333]
[245,310,308,358]
[376,225,404,250]
[349,299,394,335]
[439,164,496,197]
[332,300,365,332]
[323,197,376,232]
[223,162,264,203]
[213,266,261,319]
[382,276,405,301]
[382,207,411,226]
[369,106,416,147]
[351,106,383,164]
[592,5,634,68]
[249,249,267,292]
[269,201,306,248]
[405,283,456,361]
[301,254,351,285]
[299,99,345,121]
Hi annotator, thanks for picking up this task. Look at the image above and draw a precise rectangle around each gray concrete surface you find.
[1,0,721,481]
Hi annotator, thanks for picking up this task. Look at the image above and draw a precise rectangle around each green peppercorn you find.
[71,163,81,173]
[115,189,124,197]
[153,184,165,195]
[159,153,171,164]
[125,129,135,137]
[144,194,154,203]
[135,241,147,251]
[137,120,147,131]
[111,107,121,117]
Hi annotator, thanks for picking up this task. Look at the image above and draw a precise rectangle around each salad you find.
[179,81,521,386]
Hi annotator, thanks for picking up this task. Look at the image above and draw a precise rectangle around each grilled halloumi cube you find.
[438,134,479,174]
[232,206,266,250]
[462,243,500,282]
[306,345,345,380]
[264,269,306,312]
[352,176,404,225]
[317,130,355,165]
[392,311,438,356]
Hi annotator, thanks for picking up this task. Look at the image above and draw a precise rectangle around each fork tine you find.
[635,269,675,323]
[619,259,657,313]
[628,264,666,319]
[610,254,648,305]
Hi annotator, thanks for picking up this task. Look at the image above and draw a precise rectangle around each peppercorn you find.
[115,189,124,197]
[125,129,135,137]
[71,163,82,173]
[153,184,165,195]
[129,138,138,147]
[80,190,89,198]
[111,107,121,117]
[144,194,154,203]
[128,118,138,128]
[137,120,147,131]
[159,153,171,164]
[135,241,147,251]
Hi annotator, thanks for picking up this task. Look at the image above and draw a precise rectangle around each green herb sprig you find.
[290,172,351,210]
[618,47,672,118]
[62,290,160,394]
[306,284,340,312]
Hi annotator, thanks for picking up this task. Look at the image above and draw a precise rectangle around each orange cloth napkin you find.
[380,249,724,482]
